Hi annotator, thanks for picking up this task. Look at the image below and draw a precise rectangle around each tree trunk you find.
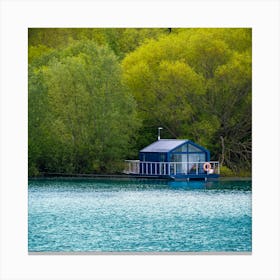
[220,135,225,165]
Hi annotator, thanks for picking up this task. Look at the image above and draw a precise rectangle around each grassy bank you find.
[219,166,251,178]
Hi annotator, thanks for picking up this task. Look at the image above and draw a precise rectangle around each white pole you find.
[158,127,163,140]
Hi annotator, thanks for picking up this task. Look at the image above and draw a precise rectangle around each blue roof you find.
[140,139,188,153]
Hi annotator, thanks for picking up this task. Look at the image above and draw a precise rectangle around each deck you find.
[124,160,220,180]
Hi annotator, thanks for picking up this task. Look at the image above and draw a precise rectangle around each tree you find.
[29,28,252,175]
[206,51,252,170]
[28,40,139,175]
[28,28,167,59]
[122,28,252,171]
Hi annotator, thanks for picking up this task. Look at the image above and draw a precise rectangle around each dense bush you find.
[29,28,251,176]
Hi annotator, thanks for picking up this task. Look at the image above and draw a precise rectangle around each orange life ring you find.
[203,162,211,172]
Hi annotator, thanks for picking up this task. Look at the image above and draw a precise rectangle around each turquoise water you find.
[28,178,252,252]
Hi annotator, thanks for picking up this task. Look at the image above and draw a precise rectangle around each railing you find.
[124,160,220,176]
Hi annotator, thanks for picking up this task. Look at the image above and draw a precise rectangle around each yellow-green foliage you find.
[220,166,251,177]
[220,166,236,177]
[28,28,252,175]
[122,28,252,170]
[28,40,140,175]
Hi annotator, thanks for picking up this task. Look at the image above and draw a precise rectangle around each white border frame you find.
[1,0,279,279]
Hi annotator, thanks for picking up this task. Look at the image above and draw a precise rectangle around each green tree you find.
[207,51,252,170]
[122,28,252,172]
[29,28,252,175]
[28,65,50,175]
[28,28,170,59]
[28,40,139,175]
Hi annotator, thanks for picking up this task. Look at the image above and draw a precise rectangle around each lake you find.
[28,178,252,253]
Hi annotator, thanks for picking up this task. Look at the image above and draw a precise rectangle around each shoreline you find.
[28,173,252,181]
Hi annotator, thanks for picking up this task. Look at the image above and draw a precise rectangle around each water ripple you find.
[28,178,251,252]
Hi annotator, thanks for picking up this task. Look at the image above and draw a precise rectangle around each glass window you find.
[188,153,205,163]
[171,154,182,162]
[173,143,188,152]
[188,143,202,152]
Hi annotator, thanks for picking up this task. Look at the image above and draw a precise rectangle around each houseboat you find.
[124,139,220,180]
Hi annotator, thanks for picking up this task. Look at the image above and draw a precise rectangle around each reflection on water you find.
[28,178,252,252]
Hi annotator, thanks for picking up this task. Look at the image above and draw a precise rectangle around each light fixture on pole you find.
[158,127,163,140]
